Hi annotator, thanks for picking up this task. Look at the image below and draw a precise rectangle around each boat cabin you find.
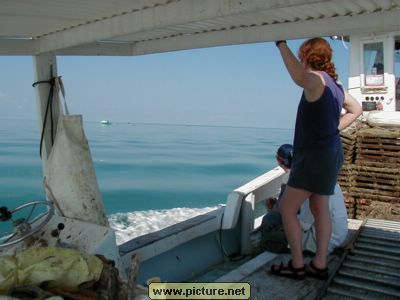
[348,33,400,112]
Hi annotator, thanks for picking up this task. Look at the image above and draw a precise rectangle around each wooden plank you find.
[352,193,399,203]
[357,128,400,138]
[355,160,400,168]
[352,187,400,198]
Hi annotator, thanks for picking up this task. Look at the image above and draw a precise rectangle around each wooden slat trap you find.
[356,199,400,220]
[341,131,357,164]
[343,191,356,219]
[338,164,356,218]
[338,164,354,189]
[355,128,400,166]
[340,125,359,164]
[339,124,400,222]
[352,165,400,198]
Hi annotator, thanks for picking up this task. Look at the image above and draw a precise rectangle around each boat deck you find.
[216,219,400,300]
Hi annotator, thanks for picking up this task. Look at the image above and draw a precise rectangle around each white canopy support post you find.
[32,55,109,227]
[32,55,60,164]
[240,192,255,255]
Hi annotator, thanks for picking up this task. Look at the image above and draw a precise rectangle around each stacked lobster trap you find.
[338,121,400,221]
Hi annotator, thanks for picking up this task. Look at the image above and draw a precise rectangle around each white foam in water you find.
[108,205,223,245]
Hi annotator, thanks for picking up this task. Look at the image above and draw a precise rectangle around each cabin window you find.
[363,42,384,86]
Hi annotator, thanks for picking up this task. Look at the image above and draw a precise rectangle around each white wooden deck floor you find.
[216,219,364,300]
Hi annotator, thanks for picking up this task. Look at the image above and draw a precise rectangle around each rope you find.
[32,77,58,158]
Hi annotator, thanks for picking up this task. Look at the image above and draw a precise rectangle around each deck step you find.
[354,241,400,256]
[331,276,400,298]
[350,248,400,262]
[326,285,382,300]
[342,261,400,279]
[346,255,400,269]
[320,219,400,300]
[357,236,399,247]
[337,268,400,288]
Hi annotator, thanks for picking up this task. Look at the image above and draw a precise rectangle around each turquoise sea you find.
[0,119,293,242]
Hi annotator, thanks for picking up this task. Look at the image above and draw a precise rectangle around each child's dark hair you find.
[277,144,293,168]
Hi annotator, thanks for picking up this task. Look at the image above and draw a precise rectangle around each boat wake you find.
[108,205,223,244]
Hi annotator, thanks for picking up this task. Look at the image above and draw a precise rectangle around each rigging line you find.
[32,77,56,158]
[40,82,54,158]
[49,82,54,147]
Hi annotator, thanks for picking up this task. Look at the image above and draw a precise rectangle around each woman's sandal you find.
[270,260,305,280]
[305,261,329,280]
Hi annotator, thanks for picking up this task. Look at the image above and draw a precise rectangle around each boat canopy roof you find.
[0,0,399,56]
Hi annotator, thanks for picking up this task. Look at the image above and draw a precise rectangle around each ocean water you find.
[0,119,293,243]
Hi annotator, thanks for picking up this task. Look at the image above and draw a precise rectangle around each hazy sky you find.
[0,38,349,129]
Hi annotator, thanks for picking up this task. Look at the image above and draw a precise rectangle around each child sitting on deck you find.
[260,144,348,254]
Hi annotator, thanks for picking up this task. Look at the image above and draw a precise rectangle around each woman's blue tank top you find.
[293,71,344,150]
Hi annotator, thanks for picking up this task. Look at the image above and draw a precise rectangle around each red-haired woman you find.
[271,38,362,279]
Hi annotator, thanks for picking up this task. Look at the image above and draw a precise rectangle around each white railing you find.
[222,166,289,255]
